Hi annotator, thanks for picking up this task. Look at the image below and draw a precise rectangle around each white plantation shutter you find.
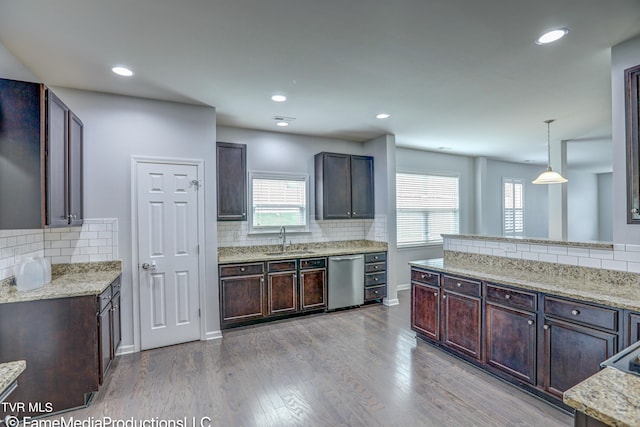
[396,173,459,246]
[251,174,308,229]
[503,178,524,236]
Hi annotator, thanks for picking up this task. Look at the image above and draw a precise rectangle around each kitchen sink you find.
[265,250,315,256]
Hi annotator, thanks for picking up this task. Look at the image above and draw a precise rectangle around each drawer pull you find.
[374,256,379,260]
[571,309,580,316]
[543,324,549,330]
[505,294,511,300]
[374,265,379,269]
[443,295,447,300]
[374,290,379,294]
[456,282,462,287]
[433,292,438,296]
[527,320,534,325]
[421,274,427,279]
[374,277,379,281]
[240,267,246,272]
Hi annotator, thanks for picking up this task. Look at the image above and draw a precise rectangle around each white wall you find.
[50,88,218,349]
[0,42,38,82]
[485,159,548,238]
[598,173,613,241]
[612,35,640,245]
[395,147,475,286]
[567,170,599,242]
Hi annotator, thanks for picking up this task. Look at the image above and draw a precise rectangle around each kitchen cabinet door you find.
[411,281,440,341]
[111,290,121,357]
[350,155,374,219]
[627,311,640,346]
[68,111,83,226]
[0,78,43,229]
[217,141,247,221]
[485,303,536,384]
[268,271,298,316]
[442,291,482,360]
[220,274,265,324]
[300,268,327,311]
[542,318,617,399]
[46,90,70,227]
[98,301,112,384]
[315,152,351,219]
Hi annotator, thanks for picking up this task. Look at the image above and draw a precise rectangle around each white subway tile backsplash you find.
[601,260,627,272]
[539,253,558,263]
[530,245,548,253]
[521,251,539,261]
[568,247,590,257]
[589,249,614,260]
[578,257,601,269]
[548,246,568,255]
[557,255,578,266]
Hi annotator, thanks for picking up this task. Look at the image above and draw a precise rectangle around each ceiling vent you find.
[273,116,296,127]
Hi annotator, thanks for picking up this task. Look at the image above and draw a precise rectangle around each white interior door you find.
[137,161,201,350]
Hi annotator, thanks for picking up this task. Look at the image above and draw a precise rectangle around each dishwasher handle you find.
[330,255,364,261]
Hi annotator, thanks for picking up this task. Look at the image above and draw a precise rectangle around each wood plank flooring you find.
[49,290,572,426]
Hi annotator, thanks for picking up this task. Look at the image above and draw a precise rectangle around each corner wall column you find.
[548,139,568,240]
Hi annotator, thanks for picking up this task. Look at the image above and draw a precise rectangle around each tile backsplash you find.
[218,215,387,247]
[0,218,119,281]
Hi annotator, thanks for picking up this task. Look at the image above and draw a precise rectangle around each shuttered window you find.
[250,173,308,231]
[396,173,459,247]
[503,178,524,237]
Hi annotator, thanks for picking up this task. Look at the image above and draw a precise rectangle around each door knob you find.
[141,261,156,271]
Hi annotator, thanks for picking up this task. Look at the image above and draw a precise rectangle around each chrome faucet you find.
[279,226,286,252]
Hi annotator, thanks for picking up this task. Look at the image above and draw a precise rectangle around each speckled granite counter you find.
[441,233,614,249]
[563,366,640,427]
[0,261,121,304]
[219,240,388,264]
[410,256,640,312]
[0,360,26,398]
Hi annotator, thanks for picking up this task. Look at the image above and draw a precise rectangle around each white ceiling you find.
[2,0,640,173]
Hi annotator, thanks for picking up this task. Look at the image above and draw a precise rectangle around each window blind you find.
[503,178,524,236]
[396,173,459,246]
[251,176,307,228]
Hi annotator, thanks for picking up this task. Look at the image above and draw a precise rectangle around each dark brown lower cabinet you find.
[442,290,482,359]
[542,318,617,399]
[0,296,98,418]
[628,311,640,346]
[300,268,327,311]
[485,304,536,384]
[220,274,265,325]
[267,260,298,316]
[411,281,440,341]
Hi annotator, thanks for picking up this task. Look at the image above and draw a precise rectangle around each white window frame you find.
[396,171,460,248]
[248,171,310,234]
[503,177,525,237]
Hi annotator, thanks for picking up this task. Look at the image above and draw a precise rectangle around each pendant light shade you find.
[532,119,568,184]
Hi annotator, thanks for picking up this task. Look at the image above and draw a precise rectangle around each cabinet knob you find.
[374,290,379,294]
[543,324,549,330]
[240,267,245,272]
[374,265,379,269]
[527,320,534,325]
[374,277,379,281]
[571,309,580,316]
[421,274,426,279]
[456,282,462,287]
[442,295,447,300]
[353,212,356,215]
[374,256,379,260]
[433,292,438,296]
[504,294,511,300]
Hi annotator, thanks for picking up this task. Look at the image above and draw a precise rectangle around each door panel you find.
[443,291,482,359]
[411,282,440,341]
[138,162,200,350]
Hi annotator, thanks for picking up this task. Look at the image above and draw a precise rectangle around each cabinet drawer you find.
[365,252,386,263]
[443,275,481,298]
[486,284,536,312]
[98,287,112,312]
[544,296,618,331]
[268,260,297,272]
[365,285,386,300]
[365,272,386,287]
[220,263,264,277]
[300,258,326,270]
[365,262,386,273]
[111,276,122,295]
[411,269,440,286]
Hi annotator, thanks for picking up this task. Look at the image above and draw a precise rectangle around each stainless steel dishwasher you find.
[328,254,364,310]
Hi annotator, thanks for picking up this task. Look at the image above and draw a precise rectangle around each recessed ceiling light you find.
[376,113,390,119]
[535,28,569,45]
[437,146,452,151]
[272,95,287,102]
[112,66,134,77]
[274,116,295,127]
[276,122,289,127]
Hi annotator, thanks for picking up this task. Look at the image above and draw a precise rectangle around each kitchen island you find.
[0,360,26,403]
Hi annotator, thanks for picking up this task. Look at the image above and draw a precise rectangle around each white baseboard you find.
[397,283,410,291]
[383,297,399,306]
[205,330,223,340]
[115,344,136,356]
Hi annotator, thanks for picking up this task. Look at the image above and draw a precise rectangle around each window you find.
[396,173,459,247]
[503,178,524,237]
[249,172,309,232]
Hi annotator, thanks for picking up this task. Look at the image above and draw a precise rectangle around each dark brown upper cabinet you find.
[626,64,640,223]
[0,78,83,229]
[314,152,374,220]
[217,141,247,221]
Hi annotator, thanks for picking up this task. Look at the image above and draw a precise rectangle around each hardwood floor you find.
[51,290,571,426]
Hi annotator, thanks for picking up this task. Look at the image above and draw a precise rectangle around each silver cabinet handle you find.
[527,320,534,325]
[571,309,580,316]
[240,267,246,272]
[543,324,549,330]
[457,282,462,287]
[505,294,511,300]
[443,295,447,300]
[353,212,356,215]
[433,292,438,296]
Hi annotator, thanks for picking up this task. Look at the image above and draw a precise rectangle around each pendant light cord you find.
[545,119,555,168]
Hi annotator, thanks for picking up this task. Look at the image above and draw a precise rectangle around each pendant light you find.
[532,119,568,184]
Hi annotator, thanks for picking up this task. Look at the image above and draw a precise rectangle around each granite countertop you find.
[441,234,614,249]
[218,240,388,264]
[0,360,26,396]
[0,261,121,304]
[409,258,640,312]
[564,366,640,427]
